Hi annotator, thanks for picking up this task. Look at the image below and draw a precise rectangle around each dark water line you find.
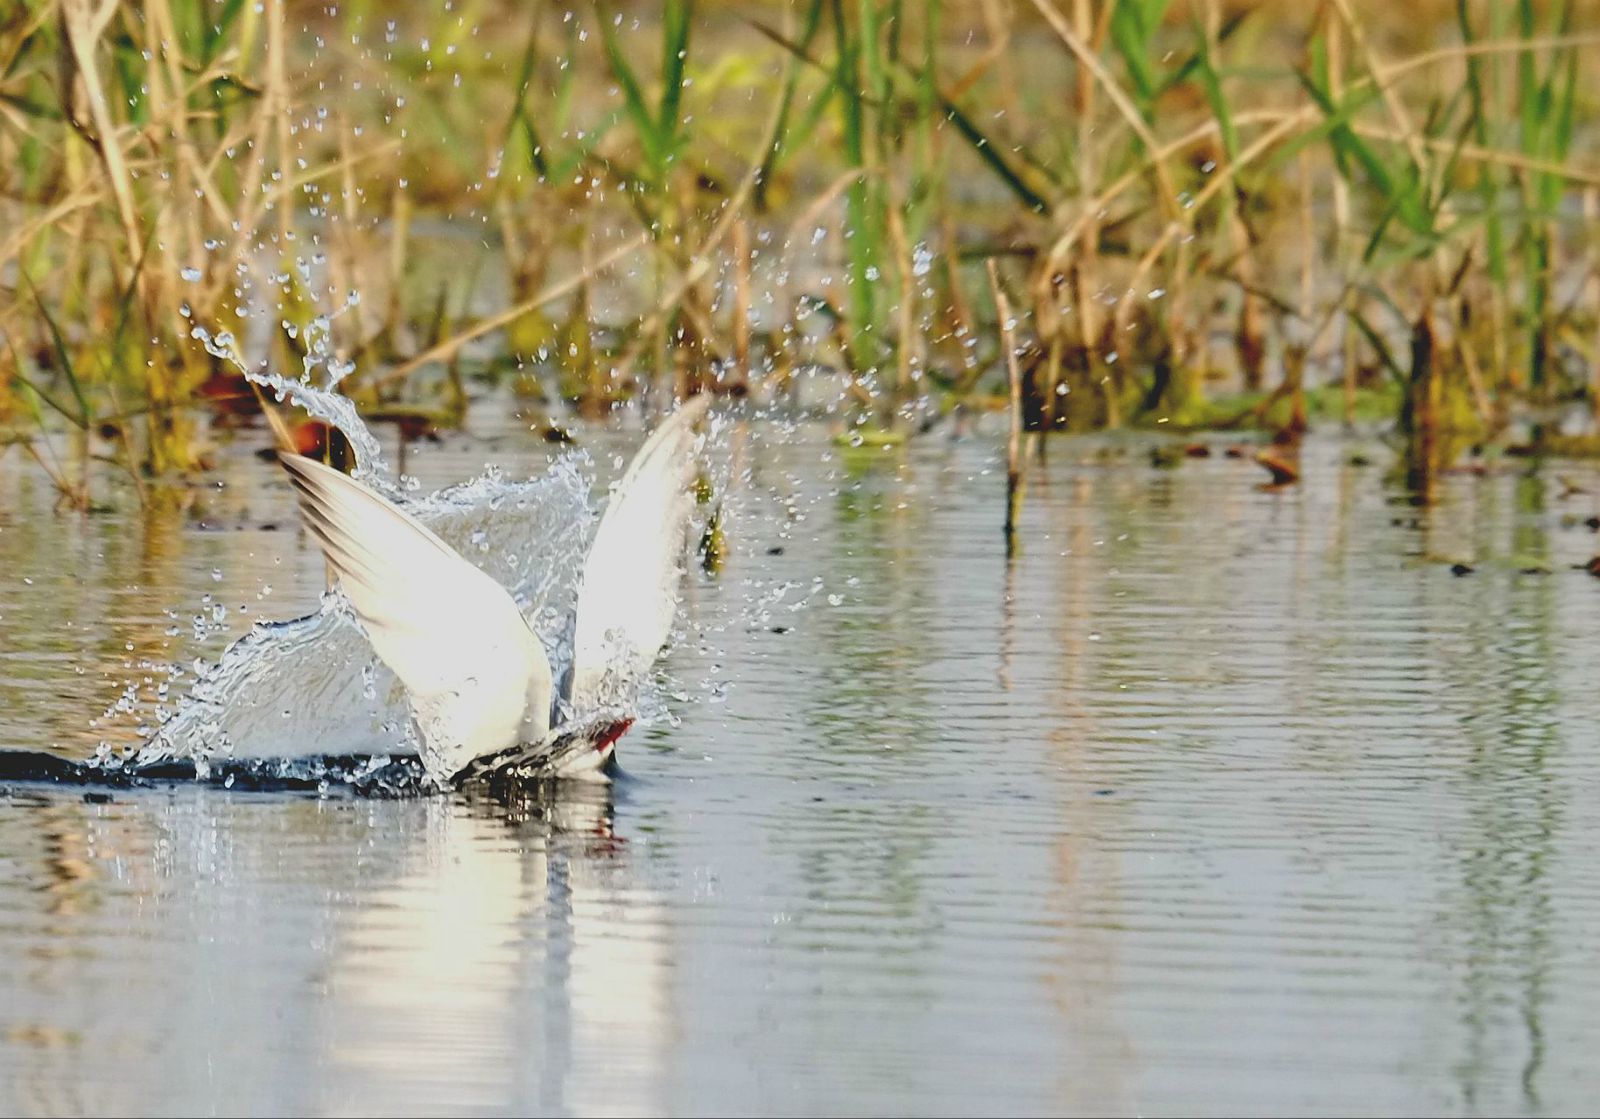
[0,749,431,796]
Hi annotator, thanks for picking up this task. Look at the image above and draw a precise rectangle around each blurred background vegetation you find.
[3,0,1600,507]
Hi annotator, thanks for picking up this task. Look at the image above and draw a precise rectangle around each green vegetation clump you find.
[3,0,1599,506]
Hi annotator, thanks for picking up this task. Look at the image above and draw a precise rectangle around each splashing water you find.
[101,335,799,791]
[141,287,636,781]
[188,295,396,494]
[146,457,598,774]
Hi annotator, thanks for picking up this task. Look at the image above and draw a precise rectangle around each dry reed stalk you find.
[0,190,102,276]
[783,169,868,251]
[382,182,413,359]
[1039,32,1600,306]
[886,194,918,429]
[1330,0,1430,167]
[1093,111,1313,325]
[577,229,603,410]
[969,0,1020,111]
[1284,148,1314,432]
[60,0,140,263]
[1165,230,1193,394]
[147,0,219,261]
[211,0,292,311]
[1038,111,1279,283]
[1065,0,1106,428]
[988,259,1026,550]
[1403,269,1441,502]
[938,211,980,385]
[770,223,802,406]
[1588,188,1600,426]
[375,232,651,387]
[331,122,362,348]
[1033,270,1063,453]
[605,87,804,395]
[1029,0,1181,223]
[0,334,16,431]
[1030,0,1108,444]
[1348,126,1600,186]
[140,0,182,293]
[1455,325,1494,427]
[266,0,291,250]
[732,218,752,391]
[1208,2,1263,395]
[1326,15,1358,426]
[62,0,205,470]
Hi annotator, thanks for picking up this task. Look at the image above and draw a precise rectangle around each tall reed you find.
[4,0,1600,509]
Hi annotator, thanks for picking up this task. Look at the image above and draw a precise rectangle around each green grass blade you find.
[936,92,1050,214]
[600,11,665,178]
[1109,0,1172,108]
[21,271,89,428]
[1457,0,1506,284]
[1191,29,1236,160]
[749,0,827,207]
[658,0,693,165]
[1349,307,1407,387]
[1295,67,1430,237]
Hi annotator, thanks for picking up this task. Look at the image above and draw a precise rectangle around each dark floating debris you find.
[0,750,432,798]
[0,723,637,800]
[1254,448,1300,486]
[1149,445,1183,469]
[1450,563,1475,576]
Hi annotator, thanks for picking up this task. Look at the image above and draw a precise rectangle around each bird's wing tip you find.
[277,449,357,492]
[276,448,318,479]
[677,393,713,423]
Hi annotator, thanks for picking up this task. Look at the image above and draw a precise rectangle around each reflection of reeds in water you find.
[4,2,1600,508]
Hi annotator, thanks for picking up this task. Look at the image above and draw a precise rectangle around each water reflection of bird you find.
[314,785,671,1114]
[1,783,670,1114]
[278,396,711,786]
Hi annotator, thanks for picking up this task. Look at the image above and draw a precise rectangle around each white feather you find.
[567,395,711,712]
[279,453,553,781]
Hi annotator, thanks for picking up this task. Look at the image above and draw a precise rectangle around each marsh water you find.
[3,412,1600,1117]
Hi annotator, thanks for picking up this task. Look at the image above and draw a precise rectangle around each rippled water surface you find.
[4,418,1600,1116]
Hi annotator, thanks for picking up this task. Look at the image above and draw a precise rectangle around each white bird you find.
[278,395,711,786]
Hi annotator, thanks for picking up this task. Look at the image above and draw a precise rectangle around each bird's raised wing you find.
[279,453,553,781]
[567,395,711,712]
